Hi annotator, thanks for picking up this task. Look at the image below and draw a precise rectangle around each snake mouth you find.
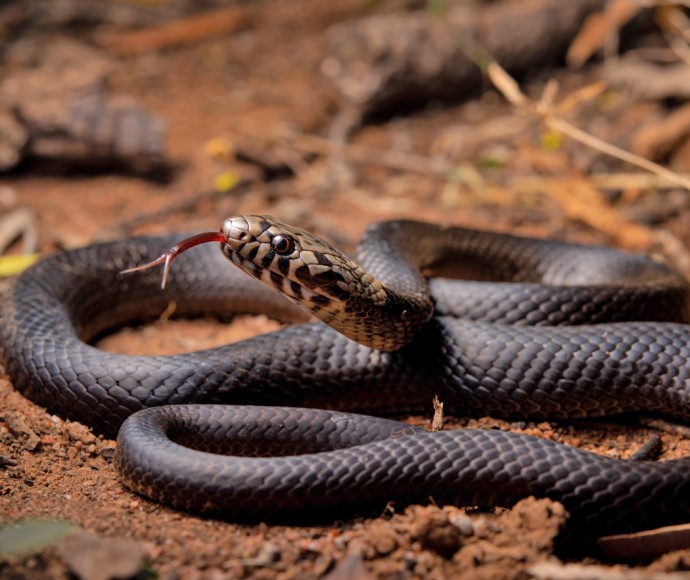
[221,242,338,313]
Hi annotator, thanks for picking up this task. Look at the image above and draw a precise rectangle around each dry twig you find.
[0,208,37,255]
[488,62,690,192]
[97,6,249,55]
[430,396,444,432]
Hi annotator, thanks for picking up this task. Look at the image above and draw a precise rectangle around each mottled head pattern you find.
[220,216,389,336]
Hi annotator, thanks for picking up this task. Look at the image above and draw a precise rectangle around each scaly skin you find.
[2,216,690,542]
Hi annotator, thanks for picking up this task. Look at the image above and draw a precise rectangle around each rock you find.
[57,529,145,580]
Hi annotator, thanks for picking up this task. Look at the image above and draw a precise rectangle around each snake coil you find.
[3,216,690,543]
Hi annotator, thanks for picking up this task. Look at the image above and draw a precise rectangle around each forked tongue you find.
[120,232,226,289]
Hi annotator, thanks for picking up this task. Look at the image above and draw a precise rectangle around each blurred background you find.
[3,0,690,268]
[3,0,690,577]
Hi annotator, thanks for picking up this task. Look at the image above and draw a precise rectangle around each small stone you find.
[413,509,463,559]
[449,514,474,537]
[371,529,398,556]
[324,554,371,580]
[57,529,145,580]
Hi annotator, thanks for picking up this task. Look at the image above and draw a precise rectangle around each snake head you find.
[220,215,362,317]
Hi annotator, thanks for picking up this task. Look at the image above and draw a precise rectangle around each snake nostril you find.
[225,228,249,242]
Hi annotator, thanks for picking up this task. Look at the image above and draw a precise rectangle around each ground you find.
[2,1,690,578]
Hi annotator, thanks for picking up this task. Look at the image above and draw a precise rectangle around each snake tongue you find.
[122,231,227,289]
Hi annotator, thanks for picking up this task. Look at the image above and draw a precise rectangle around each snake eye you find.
[271,234,295,256]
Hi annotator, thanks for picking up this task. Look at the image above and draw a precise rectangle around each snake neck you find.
[317,263,434,351]
[289,223,436,351]
[340,223,435,351]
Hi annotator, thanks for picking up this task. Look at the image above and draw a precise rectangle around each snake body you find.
[3,216,690,540]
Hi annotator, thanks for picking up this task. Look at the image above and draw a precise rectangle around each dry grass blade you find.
[430,396,444,432]
[598,523,690,562]
[0,208,37,255]
[97,6,250,55]
[542,177,656,248]
[566,0,641,67]
[488,61,690,193]
[547,116,690,192]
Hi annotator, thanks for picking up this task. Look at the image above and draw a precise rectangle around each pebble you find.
[414,511,463,559]
[449,514,475,537]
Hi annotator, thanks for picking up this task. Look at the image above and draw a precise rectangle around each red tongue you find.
[121,231,226,289]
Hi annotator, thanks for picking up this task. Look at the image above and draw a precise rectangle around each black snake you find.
[3,215,690,543]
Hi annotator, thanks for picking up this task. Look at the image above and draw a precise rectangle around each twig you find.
[282,128,455,177]
[657,5,690,66]
[548,116,690,191]
[430,395,444,432]
[97,6,250,55]
[512,172,690,190]
[598,523,690,563]
[0,208,38,255]
[488,62,690,192]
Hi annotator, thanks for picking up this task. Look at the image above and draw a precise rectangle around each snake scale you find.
[3,215,690,543]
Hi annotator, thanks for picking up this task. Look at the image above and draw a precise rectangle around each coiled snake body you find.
[3,216,690,541]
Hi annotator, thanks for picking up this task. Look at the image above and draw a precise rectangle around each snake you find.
[3,214,690,544]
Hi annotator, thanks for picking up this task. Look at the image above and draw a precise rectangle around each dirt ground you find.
[3,1,690,578]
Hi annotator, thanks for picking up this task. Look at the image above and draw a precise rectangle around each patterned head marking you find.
[220,215,354,313]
